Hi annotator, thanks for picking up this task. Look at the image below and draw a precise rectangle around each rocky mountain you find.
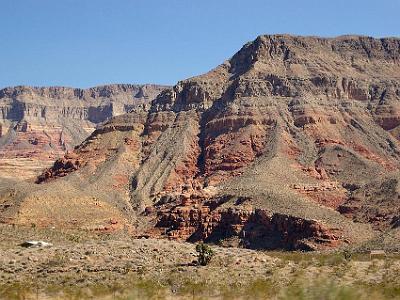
[2,34,400,251]
[0,84,168,179]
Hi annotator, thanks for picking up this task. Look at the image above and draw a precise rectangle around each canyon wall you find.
[2,35,400,250]
[0,84,168,179]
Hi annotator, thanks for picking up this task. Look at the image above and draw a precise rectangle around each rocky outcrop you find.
[338,176,400,230]
[0,84,168,179]
[36,153,82,183]
[154,197,342,251]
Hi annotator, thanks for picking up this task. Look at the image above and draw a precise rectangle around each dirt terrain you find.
[1,224,400,299]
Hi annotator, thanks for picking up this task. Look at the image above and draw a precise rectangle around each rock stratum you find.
[0,84,168,179]
[2,34,400,251]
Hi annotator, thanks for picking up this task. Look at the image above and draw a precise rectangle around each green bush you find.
[196,242,214,266]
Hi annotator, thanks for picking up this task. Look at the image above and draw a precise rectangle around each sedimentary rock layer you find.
[3,34,400,250]
[0,84,168,179]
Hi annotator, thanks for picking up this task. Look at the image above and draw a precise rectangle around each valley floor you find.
[1,224,400,299]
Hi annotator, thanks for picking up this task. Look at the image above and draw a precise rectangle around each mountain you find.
[2,34,400,250]
[0,84,168,179]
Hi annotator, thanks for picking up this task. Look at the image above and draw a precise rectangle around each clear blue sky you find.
[1,0,399,89]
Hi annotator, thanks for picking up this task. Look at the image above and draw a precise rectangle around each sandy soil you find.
[1,225,400,299]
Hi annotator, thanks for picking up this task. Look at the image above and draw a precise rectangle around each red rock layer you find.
[154,197,342,251]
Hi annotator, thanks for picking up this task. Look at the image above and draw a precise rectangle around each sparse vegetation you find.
[2,276,400,300]
[1,225,400,300]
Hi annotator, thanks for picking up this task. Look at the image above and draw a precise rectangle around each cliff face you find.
[0,84,168,179]
[2,34,400,250]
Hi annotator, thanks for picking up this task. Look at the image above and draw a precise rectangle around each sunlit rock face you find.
[0,84,168,179]
[2,35,400,250]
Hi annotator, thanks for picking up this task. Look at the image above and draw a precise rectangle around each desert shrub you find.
[342,249,353,261]
[195,242,214,266]
[66,233,83,243]
[46,253,68,267]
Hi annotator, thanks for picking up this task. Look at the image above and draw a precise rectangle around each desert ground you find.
[1,224,400,300]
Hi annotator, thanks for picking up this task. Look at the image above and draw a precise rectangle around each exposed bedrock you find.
[0,84,168,179]
[155,197,342,251]
[4,34,400,249]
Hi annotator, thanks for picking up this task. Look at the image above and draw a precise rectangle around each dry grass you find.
[2,276,400,300]
[1,225,400,299]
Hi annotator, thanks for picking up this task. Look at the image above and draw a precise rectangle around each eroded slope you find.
[0,84,168,179]
[3,35,400,250]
